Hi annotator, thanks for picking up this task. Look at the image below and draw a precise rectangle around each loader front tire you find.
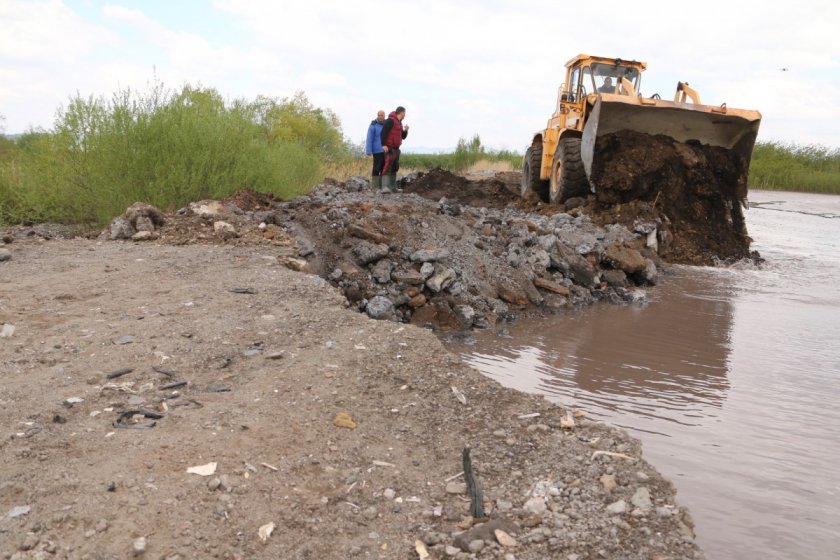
[521,146,549,202]
[549,137,589,204]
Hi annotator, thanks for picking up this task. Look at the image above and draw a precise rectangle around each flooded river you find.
[449,190,840,559]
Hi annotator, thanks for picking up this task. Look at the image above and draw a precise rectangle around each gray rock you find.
[602,269,628,287]
[426,268,456,293]
[383,488,396,500]
[329,268,343,281]
[363,506,378,520]
[131,231,154,241]
[352,241,390,265]
[371,259,394,284]
[641,258,658,284]
[6,505,30,518]
[468,539,485,553]
[631,487,653,510]
[134,216,155,232]
[453,519,518,552]
[555,242,596,286]
[410,247,450,263]
[496,500,513,512]
[109,216,136,240]
[345,176,369,192]
[523,497,547,515]
[455,305,475,327]
[606,499,627,514]
[444,545,460,556]
[391,268,425,285]
[365,296,395,320]
[208,478,222,491]
[0,248,11,262]
[420,262,435,279]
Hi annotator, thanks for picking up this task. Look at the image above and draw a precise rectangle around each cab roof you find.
[565,54,647,71]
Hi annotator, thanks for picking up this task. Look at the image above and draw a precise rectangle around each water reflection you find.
[449,190,840,560]
[465,273,733,431]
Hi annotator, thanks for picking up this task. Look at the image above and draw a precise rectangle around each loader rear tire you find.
[549,137,590,204]
[521,146,549,202]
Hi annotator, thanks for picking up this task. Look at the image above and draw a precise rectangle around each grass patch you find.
[0,85,353,226]
[750,141,840,194]
[401,135,521,172]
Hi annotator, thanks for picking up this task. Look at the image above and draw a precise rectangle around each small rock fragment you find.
[495,529,518,547]
[606,499,627,514]
[132,536,147,556]
[334,412,357,429]
[258,522,275,543]
[186,462,217,476]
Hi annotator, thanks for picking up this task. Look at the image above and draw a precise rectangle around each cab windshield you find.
[590,62,640,94]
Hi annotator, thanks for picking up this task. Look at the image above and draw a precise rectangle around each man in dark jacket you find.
[380,106,409,193]
[365,110,386,190]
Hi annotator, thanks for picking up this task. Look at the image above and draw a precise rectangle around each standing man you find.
[380,106,409,193]
[365,110,386,191]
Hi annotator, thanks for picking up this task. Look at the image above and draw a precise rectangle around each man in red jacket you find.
[380,106,409,193]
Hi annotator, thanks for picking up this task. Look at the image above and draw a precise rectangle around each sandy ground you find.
[0,237,703,560]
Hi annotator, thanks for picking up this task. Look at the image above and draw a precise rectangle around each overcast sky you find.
[2,0,839,151]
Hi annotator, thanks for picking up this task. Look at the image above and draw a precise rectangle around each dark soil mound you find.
[403,168,520,208]
[223,188,284,211]
[589,130,751,264]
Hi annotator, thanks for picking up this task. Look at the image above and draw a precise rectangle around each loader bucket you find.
[580,94,761,183]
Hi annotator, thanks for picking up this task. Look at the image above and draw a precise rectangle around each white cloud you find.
[1,0,839,149]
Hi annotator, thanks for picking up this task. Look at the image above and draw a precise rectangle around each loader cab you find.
[590,62,641,96]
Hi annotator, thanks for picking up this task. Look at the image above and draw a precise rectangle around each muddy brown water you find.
[448,190,840,560]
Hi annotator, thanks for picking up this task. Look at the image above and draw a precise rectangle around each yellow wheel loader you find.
[522,54,762,204]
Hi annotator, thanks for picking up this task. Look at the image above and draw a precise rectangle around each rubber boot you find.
[371,175,382,191]
[387,173,398,193]
[380,174,393,193]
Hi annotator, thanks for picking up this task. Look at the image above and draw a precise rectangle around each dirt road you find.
[0,237,702,559]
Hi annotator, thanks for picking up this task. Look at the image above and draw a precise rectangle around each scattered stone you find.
[533,277,570,295]
[133,536,147,556]
[334,412,357,429]
[453,519,518,552]
[410,247,450,262]
[0,323,14,338]
[6,505,31,519]
[600,474,618,492]
[408,294,427,308]
[631,487,653,510]
[371,259,394,284]
[131,230,155,242]
[419,262,435,279]
[352,241,390,265]
[281,257,309,272]
[258,522,275,543]
[213,221,239,239]
[495,529,518,547]
[445,481,467,494]
[468,539,485,553]
[603,244,646,274]
[383,488,396,500]
[208,478,222,491]
[601,269,628,287]
[444,545,460,556]
[523,497,547,515]
[186,462,217,476]
[391,268,425,285]
[112,335,135,345]
[0,248,11,261]
[365,296,395,320]
[606,499,627,514]
[96,518,109,532]
[497,285,528,306]
[426,268,456,293]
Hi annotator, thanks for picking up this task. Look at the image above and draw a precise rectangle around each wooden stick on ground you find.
[462,447,484,518]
